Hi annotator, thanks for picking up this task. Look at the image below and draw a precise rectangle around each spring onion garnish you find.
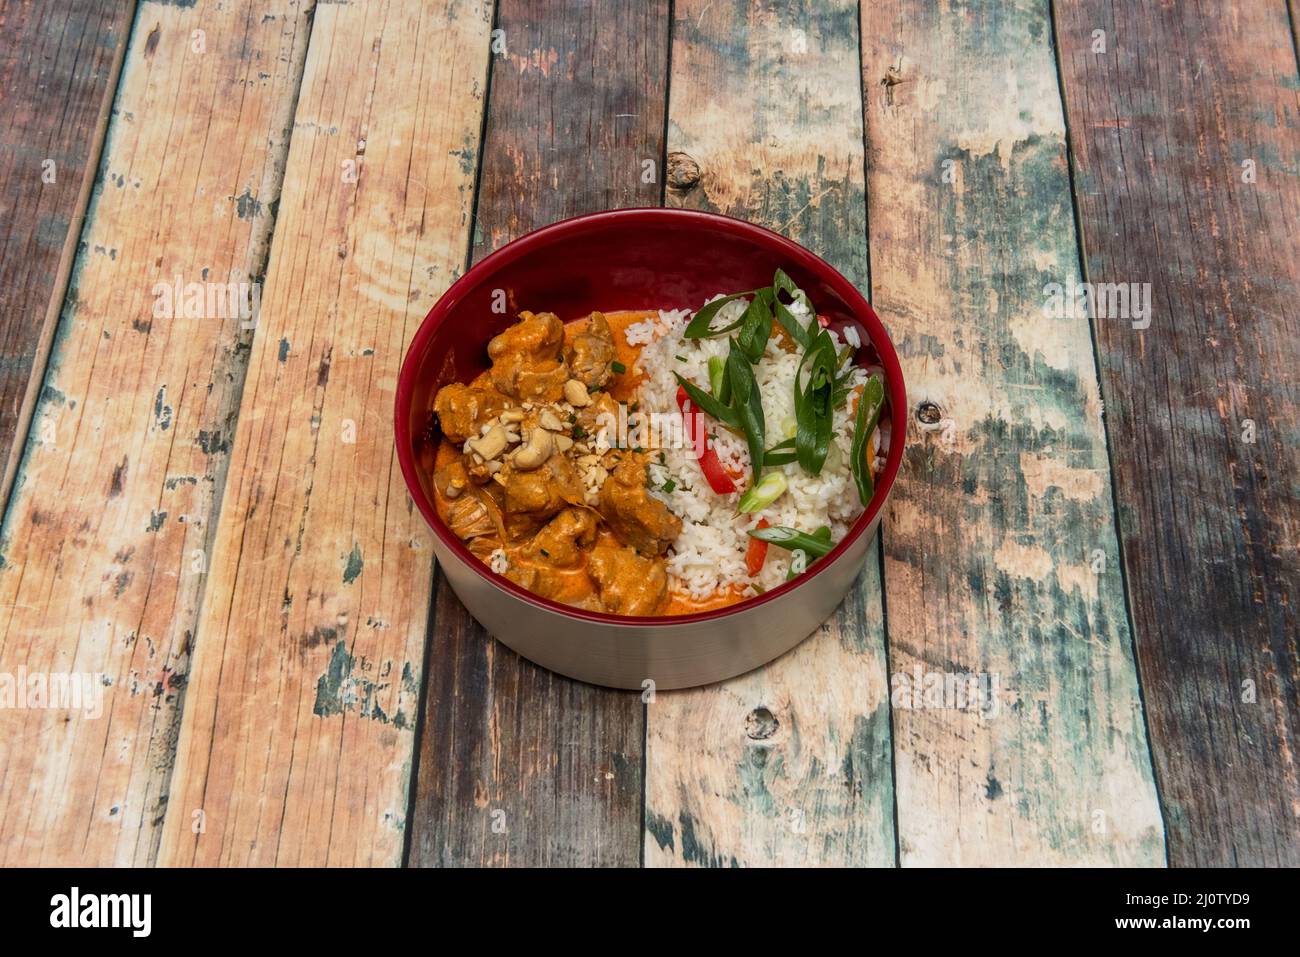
[738,472,787,513]
[736,289,775,363]
[850,374,886,505]
[747,524,835,559]
[725,341,766,484]
[794,329,839,475]
[683,290,761,338]
[611,360,626,374]
[763,436,798,467]
[707,355,726,397]
[675,373,739,429]
[773,268,815,350]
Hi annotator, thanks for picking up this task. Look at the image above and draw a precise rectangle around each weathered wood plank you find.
[406,0,668,868]
[0,0,313,866]
[0,0,134,508]
[158,0,493,867]
[644,0,895,867]
[1055,0,1300,866]
[860,0,1164,864]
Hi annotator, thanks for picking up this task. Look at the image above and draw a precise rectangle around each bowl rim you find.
[394,207,907,627]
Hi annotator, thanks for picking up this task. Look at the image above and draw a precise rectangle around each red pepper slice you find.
[745,518,770,576]
[676,385,737,495]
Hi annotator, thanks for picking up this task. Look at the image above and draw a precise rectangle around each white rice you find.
[626,298,869,598]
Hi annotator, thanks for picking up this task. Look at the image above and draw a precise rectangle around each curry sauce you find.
[430,309,747,616]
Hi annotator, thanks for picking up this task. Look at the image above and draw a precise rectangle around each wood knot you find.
[745,706,779,740]
[667,151,701,190]
[916,401,943,426]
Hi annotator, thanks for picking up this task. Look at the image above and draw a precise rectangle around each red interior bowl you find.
[395,208,906,632]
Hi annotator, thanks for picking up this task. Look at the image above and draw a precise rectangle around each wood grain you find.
[406,0,668,868]
[0,0,313,866]
[860,0,1164,864]
[158,0,493,867]
[1055,0,1300,866]
[644,0,895,867]
[0,0,134,509]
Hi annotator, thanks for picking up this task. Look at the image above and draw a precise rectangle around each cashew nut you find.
[563,379,591,407]
[538,409,565,432]
[467,424,509,461]
[554,433,575,452]
[444,475,466,499]
[511,427,554,470]
[499,408,525,424]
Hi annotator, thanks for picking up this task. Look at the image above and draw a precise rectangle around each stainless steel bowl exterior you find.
[431,502,889,690]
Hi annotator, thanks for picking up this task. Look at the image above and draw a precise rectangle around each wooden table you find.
[0,0,1296,868]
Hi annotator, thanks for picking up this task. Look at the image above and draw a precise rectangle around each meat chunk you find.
[436,469,502,560]
[498,452,586,538]
[525,507,598,567]
[574,390,620,447]
[567,311,617,388]
[487,311,569,402]
[587,539,669,615]
[597,457,682,555]
[432,382,509,444]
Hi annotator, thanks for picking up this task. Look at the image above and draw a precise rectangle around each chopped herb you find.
[747,524,835,559]
[850,374,886,505]
[567,412,577,423]
[633,446,645,454]
[630,401,640,412]
[708,355,726,397]
[572,425,587,440]
[661,479,677,494]
[738,472,788,512]
[675,354,687,362]
[539,548,550,557]
[682,290,761,338]
[611,360,626,374]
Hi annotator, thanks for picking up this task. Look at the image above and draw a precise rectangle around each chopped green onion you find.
[736,289,774,363]
[747,524,836,558]
[675,373,740,429]
[707,355,726,397]
[662,478,676,494]
[738,472,787,512]
[850,374,886,505]
[683,290,760,338]
[611,360,626,374]
[764,451,798,466]
[725,341,766,485]
[794,329,837,475]
[773,269,815,349]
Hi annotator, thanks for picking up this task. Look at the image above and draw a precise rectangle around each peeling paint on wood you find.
[158,0,493,867]
[861,0,1164,865]
[0,0,313,867]
[0,0,134,507]
[646,0,895,867]
[1056,0,1300,866]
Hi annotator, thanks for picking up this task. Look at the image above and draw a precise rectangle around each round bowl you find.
[395,208,905,689]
